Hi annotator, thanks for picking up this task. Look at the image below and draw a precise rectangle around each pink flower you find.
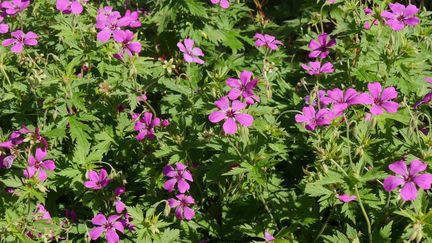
[308,33,336,59]
[133,112,160,141]
[0,16,9,34]
[123,10,141,28]
[321,88,364,115]
[36,204,52,223]
[425,77,432,84]
[264,231,275,242]
[84,169,110,190]
[113,30,141,60]
[413,92,432,109]
[114,186,126,213]
[162,119,170,127]
[295,106,333,131]
[226,70,260,105]
[338,194,357,203]
[208,96,254,134]
[326,0,336,4]
[210,0,230,9]
[56,0,87,14]
[89,213,124,243]
[359,82,399,115]
[364,19,378,30]
[383,160,432,201]
[364,8,373,15]
[23,148,55,181]
[163,162,194,193]
[0,125,47,149]
[95,9,129,43]
[0,154,15,169]
[168,194,195,220]
[381,3,420,31]
[177,38,204,64]
[301,61,334,75]
[254,33,283,50]
[2,0,30,15]
[2,30,38,53]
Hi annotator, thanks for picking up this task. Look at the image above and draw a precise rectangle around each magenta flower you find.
[425,77,432,84]
[113,30,141,60]
[0,125,47,150]
[168,194,195,220]
[264,231,275,242]
[308,33,336,59]
[210,0,230,9]
[163,162,193,193]
[226,70,260,105]
[301,61,334,75]
[177,38,204,64]
[364,19,379,30]
[360,82,399,115]
[381,3,420,31]
[295,106,333,131]
[208,96,254,134]
[95,11,129,43]
[322,88,364,114]
[2,0,30,15]
[364,8,372,15]
[326,0,336,4]
[123,10,141,28]
[133,112,160,141]
[89,213,124,243]
[0,16,8,34]
[84,169,110,190]
[254,33,283,50]
[0,154,15,169]
[162,119,170,127]
[2,30,38,53]
[414,92,432,109]
[338,194,357,203]
[36,204,52,223]
[383,160,432,201]
[114,186,126,213]
[56,0,87,14]
[23,148,55,181]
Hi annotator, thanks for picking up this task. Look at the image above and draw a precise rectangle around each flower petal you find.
[383,176,404,191]
[400,182,417,201]
[388,160,408,177]
[223,118,237,134]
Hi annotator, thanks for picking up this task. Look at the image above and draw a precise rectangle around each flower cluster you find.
[295,82,399,130]
[0,1,37,53]
[209,70,257,134]
[302,33,336,75]
[95,6,142,60]
[84,169,134,243]
[163,162,196,221]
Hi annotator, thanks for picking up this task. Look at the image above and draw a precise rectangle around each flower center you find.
[225,109,235,118]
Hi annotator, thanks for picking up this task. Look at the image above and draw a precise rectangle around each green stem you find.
[355,185,372,242]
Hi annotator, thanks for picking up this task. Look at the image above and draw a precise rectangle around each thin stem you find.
[355,185,372,242]
[313,207,334,242]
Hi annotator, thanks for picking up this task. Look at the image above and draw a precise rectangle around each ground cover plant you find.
[0,0,432,242]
